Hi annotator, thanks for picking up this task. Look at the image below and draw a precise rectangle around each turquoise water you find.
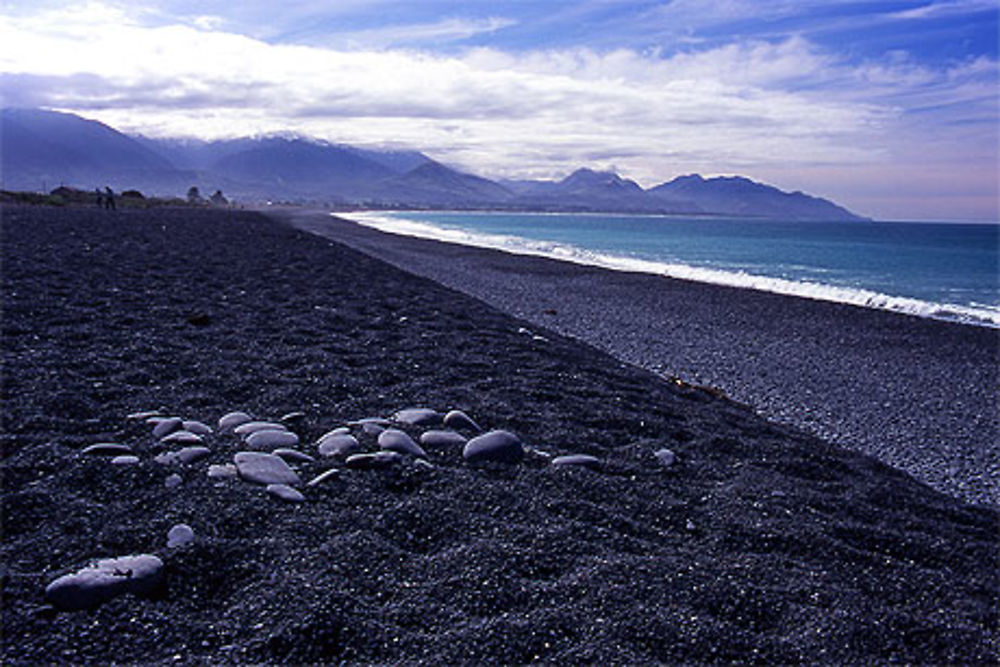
[348,211,1000,327]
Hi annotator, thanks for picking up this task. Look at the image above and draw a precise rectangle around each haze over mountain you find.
[206,138,397,196]
[648,174,863,221]
[0,108,186,193]
[1,108,866,220]
[375,160,514,206]
[504,169,701,214]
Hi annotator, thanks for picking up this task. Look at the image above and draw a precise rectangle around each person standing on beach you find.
[95,187,103,208]
[104,187,116,210]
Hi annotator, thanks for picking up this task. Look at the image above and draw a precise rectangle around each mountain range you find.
[0,108,867,220]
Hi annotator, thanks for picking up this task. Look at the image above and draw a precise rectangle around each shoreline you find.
[281,209,1000,507]
[344,209,1000,329]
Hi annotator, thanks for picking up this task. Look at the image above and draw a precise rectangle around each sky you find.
[0,1,997,221]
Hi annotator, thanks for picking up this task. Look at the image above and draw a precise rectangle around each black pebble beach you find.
[287,211,1000,507]
[2,206,997,664]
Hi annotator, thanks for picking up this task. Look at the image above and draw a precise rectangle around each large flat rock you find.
[234,451,301,486]
[45,554,164,610]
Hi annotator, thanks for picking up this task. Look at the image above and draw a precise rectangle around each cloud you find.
[336,16,517,48]
[648,0,807,25]
[889,0,999,20]
[192,14,224,30]
[0,1,996,219]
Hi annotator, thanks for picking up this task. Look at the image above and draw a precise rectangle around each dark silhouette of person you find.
[95,188,103,208]
[104,187,116,210]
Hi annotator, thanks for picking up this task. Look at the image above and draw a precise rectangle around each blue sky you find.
[1,0,997,220]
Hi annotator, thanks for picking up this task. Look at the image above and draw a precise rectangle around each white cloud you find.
[192,14,224,30]
[337,16,517,48]
[889,0,998,20]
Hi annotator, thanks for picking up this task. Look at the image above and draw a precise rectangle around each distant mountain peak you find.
[648,173,866,221]
[563,167,622,184]
[560,167,643,193]
[247,131,318,144]
[671,173,705,184]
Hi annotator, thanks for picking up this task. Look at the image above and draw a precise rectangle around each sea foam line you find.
[344,212,1000,328]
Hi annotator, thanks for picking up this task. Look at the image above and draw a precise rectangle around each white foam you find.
[344,212,1000,328]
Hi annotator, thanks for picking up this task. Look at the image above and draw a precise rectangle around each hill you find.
[370,160,514,206]
[506,168,702,214]
[207,138,397,197]
[0,108,186,193]
[1,108,867,219]
[648,174,865,221]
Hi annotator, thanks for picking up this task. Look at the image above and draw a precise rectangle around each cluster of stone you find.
[53,405,678,611]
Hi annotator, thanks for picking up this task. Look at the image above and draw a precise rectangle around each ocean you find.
[347,211,1000,328]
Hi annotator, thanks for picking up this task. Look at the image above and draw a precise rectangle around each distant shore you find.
[283,209,1000,506]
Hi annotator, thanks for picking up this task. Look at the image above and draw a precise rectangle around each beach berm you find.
[285,209,1000,506]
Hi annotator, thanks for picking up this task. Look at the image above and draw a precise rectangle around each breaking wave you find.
[346,212,1000,328]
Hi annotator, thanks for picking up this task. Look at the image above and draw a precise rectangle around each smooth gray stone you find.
[306,469,340,487]
[155,451,180,465]
[362,422,385,436]
[463,430,524,464]
[273,448,315,464]
[234,421,287,438]
[443,409,482,432]
[155,447,211,465]
[82,443,133,456]
[420,430,467,448]
[165,473,182,488]
[161,430,204,444]
[347,417,390,427]
[127,410,161,421]
[393,408,442,426]
[345,451,403,470]
[45,554,164,610]
[152,417,183,439]
[378,429,427,458]
[234,452,301,486]
[218,411,252,433]
[412,459,435,471]
[246,429,299,450]
[317,434,362,458]
[166,523,195,549]
[177,446,211,464]
[279,411,306,424]
[111,455,140,466]
[267,483,305,503]
[552,454,601,469]
[182,420,213,436]
[316,427,350,442]
[525,445,553,460]
[654,448,677,468]
[207,463,238,479]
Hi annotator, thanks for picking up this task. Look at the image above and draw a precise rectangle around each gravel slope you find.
[1,206,997,664]
[284,210,999,507]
